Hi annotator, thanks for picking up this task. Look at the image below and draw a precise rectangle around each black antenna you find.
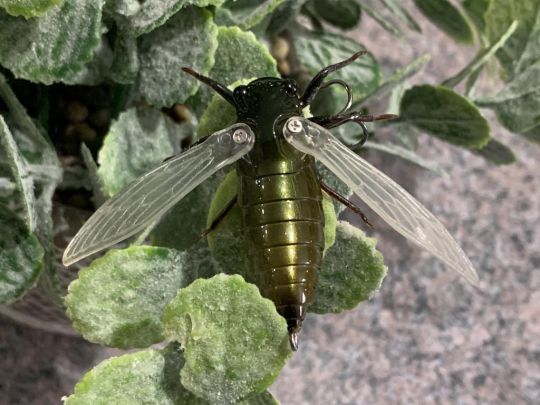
[181,67,236,108]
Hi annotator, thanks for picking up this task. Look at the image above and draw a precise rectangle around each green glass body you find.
[233,78,325,338]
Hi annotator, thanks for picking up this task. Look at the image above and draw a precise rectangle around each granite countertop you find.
[1,2,539,404]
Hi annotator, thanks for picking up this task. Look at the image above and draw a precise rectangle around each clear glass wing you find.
[283,117,479,286]
[63,123,254,266]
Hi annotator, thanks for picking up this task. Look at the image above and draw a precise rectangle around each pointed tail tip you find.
[288,331,299,351]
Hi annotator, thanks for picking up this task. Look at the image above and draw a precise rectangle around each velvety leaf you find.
[0,115,37,231]
[97,106,188,196]
[163,274,291,404]
[485,0,540,76]
[360,54,431,104]
[216,0,285,30]
[442,20,518,88]
[473,138,516,165]
[364,140,446,175]
[310,221,387,314]
[109,33,139,84]
[113,0,225,37]
[413,0,473,43]
[522,125,540,144]
[400,84,491,149]
[312,0,361,29]
[188,26,278,115]
[0,0,62,18]
[462,0,490,32]
[295,31,381,114]
[80,143,107,207]
[266,0,307,35]
[0,0,104,84]
[361,4,405,38]
[0,204,44,304]
[136,7,218,107]
[380,0,422,32]
[65,345,194,404]
[477,60,540,133]
[65,246,186,348]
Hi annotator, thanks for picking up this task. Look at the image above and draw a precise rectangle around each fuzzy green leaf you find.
[188,26,278,115]
[109,33,139,84]
[462,0,490,33]
[400,84,491,149]
[379,0,422,32]
[442,20,518,89]
[66,246,187,348]
[413,0,473,44]
[97,107,188,196]
[485,0,540,76]
[266,0,306,35]
[295,31,381,115]
[310,221,387,314]
[136,7,218,107]
[216,0,285,30]
[311,0,361,29]
[0,0,104,84]
[0,204,43,304]
[65,346,194,405]
[112,0,225,37]
[163,274,291,404]
[81,143,107,207]
[477,60,540,133]
[0,0,63,18]
[66,345,277,404]
[360,3,405,38]
[522,125,540,144]
[360,54,431,104]
[0,115,37,231]
[473,138,516,165]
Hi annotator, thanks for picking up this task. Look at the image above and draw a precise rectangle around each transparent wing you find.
[63,123,254,266]
[284,117,479,285]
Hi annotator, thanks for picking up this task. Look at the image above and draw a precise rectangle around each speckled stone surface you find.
[1,2,539,404]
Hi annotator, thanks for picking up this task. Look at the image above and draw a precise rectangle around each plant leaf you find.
[113,0,225,37]
[109,33,139,84]
[522,125,540,144]
[413,0,473,43]
[80,143,107,207]
[476,60,540,134]
[0,115,37,231]
[462,0,491,33]
[65,345,196,404]
[97,106,188,196]
[216,0,286,30]
[266,0,307,35]
[188,26,278,116]
[379,0,422,32]
[364,140,446,175]
[485,0,540,76]
[136,6,219,107]
[0,203,44,304]
[295,31,381,115]
[65,246,187,348]
[310,221,387,314]
[442,20,518,88]
[361,54,431,104]
[0,0,104,84]
[360,4,405,38]
[163,274,291,404]
[400,84,491,149]
[66,345,277,404]
[311,0,361,29]
[473,138,516,165]
[0,0,63,18]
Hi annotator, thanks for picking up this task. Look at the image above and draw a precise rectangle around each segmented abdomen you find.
[239,158,324,334]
